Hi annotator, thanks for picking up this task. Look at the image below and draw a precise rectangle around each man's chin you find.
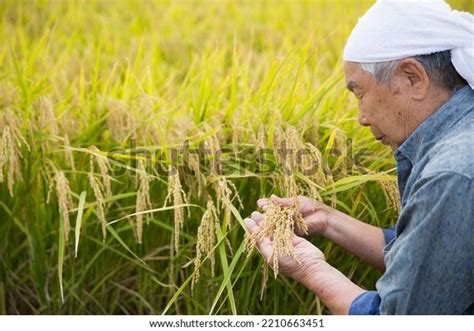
[379,137,397,150]
[386,140,400,151]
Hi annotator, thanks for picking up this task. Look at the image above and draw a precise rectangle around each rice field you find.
[0,0,470,315]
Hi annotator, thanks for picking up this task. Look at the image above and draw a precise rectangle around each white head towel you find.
[343,0,474,89]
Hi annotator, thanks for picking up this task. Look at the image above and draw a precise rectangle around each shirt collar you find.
[395,85,473,163]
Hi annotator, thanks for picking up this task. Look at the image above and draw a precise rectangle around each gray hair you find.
[360,50,467,90]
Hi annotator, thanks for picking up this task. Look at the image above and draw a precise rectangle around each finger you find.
[257,198,269,209]
[251,211,264,225]
[244,217,259,235]
[270,194,297,207]
[245,217,273,261]
[258,201,271,212]
[272,194,320,216]
[294,222,309,236]
[300,199,326,216]
[256,236,273,261]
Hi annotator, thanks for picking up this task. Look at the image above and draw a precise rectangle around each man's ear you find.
[396,58,430,100]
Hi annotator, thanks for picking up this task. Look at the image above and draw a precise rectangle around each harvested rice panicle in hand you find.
[246,199,308,278]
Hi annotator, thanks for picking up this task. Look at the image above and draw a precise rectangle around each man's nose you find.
[358,113,370,126]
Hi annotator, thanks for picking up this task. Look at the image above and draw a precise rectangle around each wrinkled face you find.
[344,61,414,150]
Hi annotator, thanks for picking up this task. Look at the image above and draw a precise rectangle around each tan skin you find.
[244,59,454,314]
[345,59,453,150]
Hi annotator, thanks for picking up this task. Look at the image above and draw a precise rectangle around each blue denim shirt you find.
[349,86,474,315]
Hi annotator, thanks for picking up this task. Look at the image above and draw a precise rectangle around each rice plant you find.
[0,0,470,315]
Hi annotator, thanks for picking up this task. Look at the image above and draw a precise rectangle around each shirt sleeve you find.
[382,225,396,245]
[348,224,396,314]
[376,172,474,314]
[349,291,381,315]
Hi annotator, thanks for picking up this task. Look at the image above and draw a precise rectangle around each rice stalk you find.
[260,262,269,300]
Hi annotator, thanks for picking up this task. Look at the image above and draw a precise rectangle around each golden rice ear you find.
[380,179,400,212]
[205,133,221,176]
[135,159,152,244]
[283,174,300,198]
[133,94,164,146]
[88,146,112,200]
[257,123,266,150]
[192,197,218,290]
[37,96,59,136]
[106,98,136,143]
[284,126,301,172]
[54,171,73,243]
[231,118,242,158]
[0,109,28,197]
[164,166,188,253]
[187,152,206,197]
[63,134,76,173]
[366,168,400,212]
[214,176,242,230]
[272,126,284,167]
[0,83,19,108]
[274,126,326,199]
[305,142,327,186]
[0,127,11,187]
[245,200,305,285]
[88,158,107,240]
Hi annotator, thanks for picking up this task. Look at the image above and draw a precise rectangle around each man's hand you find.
[257,195,331,237]
[244,208,366,315]
[257,193,388,272]
[244,211,325,281]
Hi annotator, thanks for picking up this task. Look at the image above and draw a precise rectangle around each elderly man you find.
[244,0,473,314]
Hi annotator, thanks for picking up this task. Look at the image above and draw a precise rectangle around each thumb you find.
[245,218,273,261]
